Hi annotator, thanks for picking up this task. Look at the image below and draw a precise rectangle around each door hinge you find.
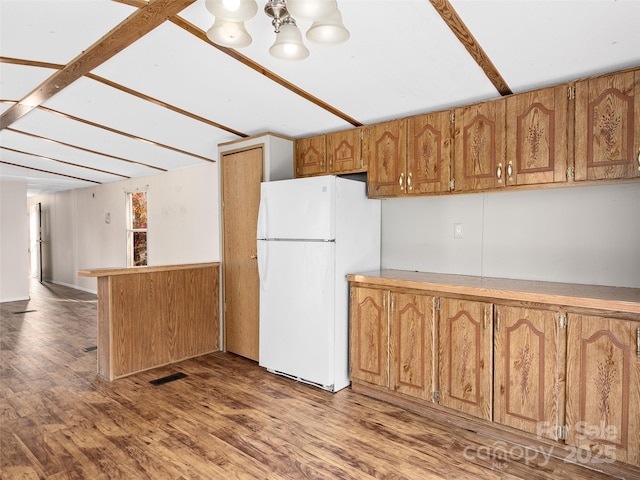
[350,288,353,299]
[557,425,567,440]
[558,314,567,329]
[450,111,455,124]
[434,297,441,310]
[449,178,455,191]
[567,85,576,100]
[566,166,575,181]
[433,391,441,403]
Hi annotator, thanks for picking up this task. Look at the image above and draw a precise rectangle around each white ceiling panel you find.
[42,76,221,159]
[452,0,640,93]
[0,0,135,64]
[0,162,95,195]
[0,145,123,184]
[91,21,358,139]
[12,108,208,171]
[0,63,57,100]
[1,128,160,179]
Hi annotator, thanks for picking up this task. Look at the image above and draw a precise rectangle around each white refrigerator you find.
[257,175,381,392]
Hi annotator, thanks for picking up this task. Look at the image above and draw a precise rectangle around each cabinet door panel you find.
[574,68,640,181]
[408,111,451,194]
[295,136,326,177]
[349,287,389,387]
[390,293,434,400]
[366,120,407,198]
[566,314,640,466]
[438,298,493,420]
[327,129,364,174]
[453,100,506,192]
[506,85,568,186]
[493,306,561,439]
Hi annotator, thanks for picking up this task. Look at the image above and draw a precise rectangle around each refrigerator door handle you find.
[257,190,268,239]
[257,241,267,287]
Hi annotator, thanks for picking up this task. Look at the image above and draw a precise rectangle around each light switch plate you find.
[454,223,463,239]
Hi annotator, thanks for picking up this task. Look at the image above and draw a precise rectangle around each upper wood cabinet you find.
[326,128,365,174]
[295,135,326,177]
[407,110,452,195]
[493,305,563,440]
[505,85,569,186]
[574,68,640,181]
[365,119,407,198]
[438,297,493,421]
[565,314,640,466]
[452,99,507,192]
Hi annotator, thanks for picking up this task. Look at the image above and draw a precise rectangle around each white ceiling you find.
[1,0,639,196]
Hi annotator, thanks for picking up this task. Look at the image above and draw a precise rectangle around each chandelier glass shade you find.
[205,0,349,60]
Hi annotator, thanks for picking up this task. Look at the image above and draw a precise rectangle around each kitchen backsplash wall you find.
[381,181,640,288]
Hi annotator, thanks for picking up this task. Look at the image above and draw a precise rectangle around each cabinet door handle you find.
[483,306,487,330]
[496,308,501,333]
[507,161,513,181]
[496,163,503,183]
[398,173,405,191]
[391,295,395,315]
[637,327,640,357]
[383,293,387,313]
[637,148,640,171]
[407,172,413,191]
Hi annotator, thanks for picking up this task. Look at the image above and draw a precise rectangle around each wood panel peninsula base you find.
[79,263,220,381]
[347,269,640,477]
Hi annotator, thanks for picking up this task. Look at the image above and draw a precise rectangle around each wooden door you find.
[438,298,493,420]
[566,314,640,466]
[407,110,452,194]
[221,146,263,361]
[349,287,389,388]
[365,119,407,198]
[327,128,364,174]
[295,135,326,177]
[452,99,506,192]
[389,292,434,400]
[493,305,562,440]
[574,68,640,181]
[505,85,569,186]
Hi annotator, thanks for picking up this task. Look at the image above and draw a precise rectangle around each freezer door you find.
[257,176,336,241]
[258,239,336,388]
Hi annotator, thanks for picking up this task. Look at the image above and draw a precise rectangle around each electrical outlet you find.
[454,223,463,239]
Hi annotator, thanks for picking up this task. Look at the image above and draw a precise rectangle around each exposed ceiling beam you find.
[0,0,197,130]
[6,128,167,172]
[429,0,512,96]
[1,146,130,179]
[0,160,102,184]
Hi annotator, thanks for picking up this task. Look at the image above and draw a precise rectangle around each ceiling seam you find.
[0,160,102,185]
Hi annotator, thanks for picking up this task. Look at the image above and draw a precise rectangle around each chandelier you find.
[204,0,349,60]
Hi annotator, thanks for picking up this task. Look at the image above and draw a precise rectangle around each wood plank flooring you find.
[0,280,628,479]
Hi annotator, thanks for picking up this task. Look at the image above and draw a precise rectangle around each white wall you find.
[381,181,640,288]
[0,180,29,302]
[28,163,220,293]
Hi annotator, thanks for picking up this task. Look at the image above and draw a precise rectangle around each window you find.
[126,191,147,266]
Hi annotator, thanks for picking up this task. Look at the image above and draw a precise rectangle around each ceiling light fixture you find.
[205,0,349,61]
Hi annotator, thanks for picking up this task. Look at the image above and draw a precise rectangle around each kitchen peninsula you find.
[78,263,219,380]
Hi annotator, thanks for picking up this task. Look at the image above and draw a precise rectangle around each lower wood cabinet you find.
[347,272,640,473]
[493,305,562,440]
[438,298,493,421]
[565,313,640,466]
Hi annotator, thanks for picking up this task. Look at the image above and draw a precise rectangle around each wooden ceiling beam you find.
[0,0,197,130]
[429,0,512,96]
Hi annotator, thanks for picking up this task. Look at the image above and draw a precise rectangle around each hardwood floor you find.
[0,280,626,479]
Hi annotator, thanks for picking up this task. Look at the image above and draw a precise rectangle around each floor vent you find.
[12,310,37,314]
[83,346,97,352]
[150,372,187,386]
